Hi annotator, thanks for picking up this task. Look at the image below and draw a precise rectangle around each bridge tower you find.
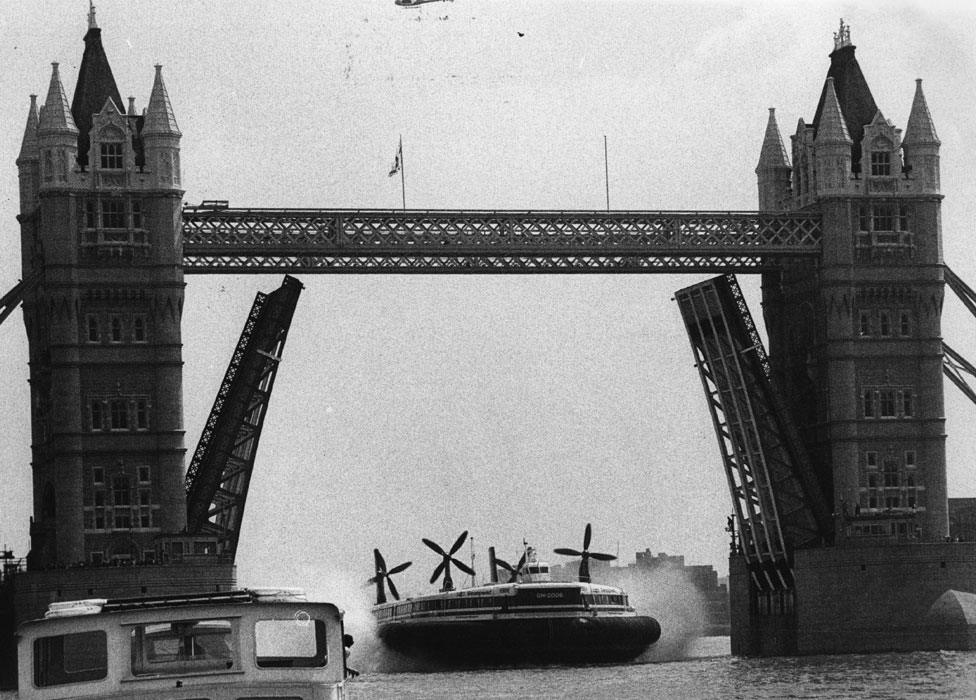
[12,9,232,608]
[759,20,946,544]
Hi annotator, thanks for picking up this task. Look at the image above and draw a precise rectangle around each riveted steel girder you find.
[180,207,822,273]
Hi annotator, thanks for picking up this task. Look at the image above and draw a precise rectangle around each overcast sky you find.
[2,1,976,602]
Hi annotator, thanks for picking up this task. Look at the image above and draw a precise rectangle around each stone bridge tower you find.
[758,21,946,545]
[15,8,205,581]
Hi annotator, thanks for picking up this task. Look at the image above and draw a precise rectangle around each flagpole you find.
[604,134,610,211]
[399,135,406,211]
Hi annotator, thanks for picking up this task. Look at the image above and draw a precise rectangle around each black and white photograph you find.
[2,1,976,697]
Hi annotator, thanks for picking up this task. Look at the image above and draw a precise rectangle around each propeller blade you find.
[509,552,528,582]
[495,558,514,573]
[430,559,446,584]
[590,552,616,562]
[554,547,583,557]
[579,557,591,583]
[583,523,592,551]
[449,530,469,555]
[451,557,475,577]
[374,548,387,574]
[388,561,412,575]
[387,577,401,601]
[422,538,447,557]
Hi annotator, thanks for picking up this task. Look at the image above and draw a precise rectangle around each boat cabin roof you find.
[17,589,347,700]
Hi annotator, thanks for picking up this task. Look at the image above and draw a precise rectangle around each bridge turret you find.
[142,65,182,191]
[17,95,40,215]
[755,108,792,211]
[813,77,853,196]
[902,79,941,195]
[36,63,78,190]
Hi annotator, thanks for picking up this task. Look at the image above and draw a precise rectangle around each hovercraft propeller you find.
[494,551,527,583]
[423,530,475,592]
[553,523,616,583]
[368,548,412,605]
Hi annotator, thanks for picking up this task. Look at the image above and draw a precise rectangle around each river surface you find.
[6,638,976,698]
[344,637,976,699]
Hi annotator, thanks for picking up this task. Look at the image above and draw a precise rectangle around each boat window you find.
[34,630,108,687]
[130,618,235,676]
[255,618,327,668]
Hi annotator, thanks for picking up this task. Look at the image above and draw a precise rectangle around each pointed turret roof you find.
[812,21,877,165]
[71,19,123,166]
[18,95,40,161]
[903,79,940,147]
[815,78,852,145]
[756,108,790,171]
[38,63,78,134]
[142,65,181,137]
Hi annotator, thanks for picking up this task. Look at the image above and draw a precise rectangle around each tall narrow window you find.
[863,390,875,418]
[133,315,147,343]
[110,399,128,430]
[90,400,105,431]
[135,400,149,430]
[131,200,142,228]
[858,311,871,336]
[902,390,914,417]
[879,312,891,337]
[85,199,97,228]
[879,390,896,418]
[899,312,911,336]
[109,315,123,343]
[86,314,99,343]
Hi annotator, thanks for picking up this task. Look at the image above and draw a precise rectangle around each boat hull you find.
[378,614,661,666]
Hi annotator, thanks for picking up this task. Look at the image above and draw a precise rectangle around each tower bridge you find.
[4,10,976,678]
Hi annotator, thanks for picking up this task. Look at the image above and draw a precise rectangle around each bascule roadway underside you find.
[180,207,822,272]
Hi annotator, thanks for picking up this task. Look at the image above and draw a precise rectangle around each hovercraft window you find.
[34,630,108,687]
[130,619,236,676]
[255,618,328,668]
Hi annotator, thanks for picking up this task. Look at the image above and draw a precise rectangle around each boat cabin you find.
[17,589,348,700]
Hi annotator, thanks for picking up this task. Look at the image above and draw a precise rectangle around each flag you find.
[388,140,402,177]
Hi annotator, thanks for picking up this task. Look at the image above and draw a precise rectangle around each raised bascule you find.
[3,11,976,684]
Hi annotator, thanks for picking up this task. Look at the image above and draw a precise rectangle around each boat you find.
[370,525,661,666]
[16,588,350,699]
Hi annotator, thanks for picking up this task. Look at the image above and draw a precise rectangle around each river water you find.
[6,637,976,698]
[343,637,976,699]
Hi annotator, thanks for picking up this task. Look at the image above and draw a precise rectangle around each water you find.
[6,638,976,698]
[343,638,976,699]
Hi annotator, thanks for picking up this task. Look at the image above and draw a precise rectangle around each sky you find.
[2,0,976,605]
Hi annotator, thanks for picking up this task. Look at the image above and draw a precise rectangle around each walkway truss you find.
[184,275,303,558]
[181,206,823,273]
[675,275,832,592]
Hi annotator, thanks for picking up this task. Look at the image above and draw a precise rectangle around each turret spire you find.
[143,65,181,136]
[903,79,940,146]
[38,63,78,134]
[88,1,97,30]
[757,108,790,170]
[815,78,851,145]
[18,95,40,162]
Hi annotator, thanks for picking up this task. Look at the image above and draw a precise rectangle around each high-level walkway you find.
[181,206,822,273]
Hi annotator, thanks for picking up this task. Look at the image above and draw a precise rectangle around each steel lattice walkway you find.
[181,206,822,273]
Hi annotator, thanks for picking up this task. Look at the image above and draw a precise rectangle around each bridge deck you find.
[181,207,822,273]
